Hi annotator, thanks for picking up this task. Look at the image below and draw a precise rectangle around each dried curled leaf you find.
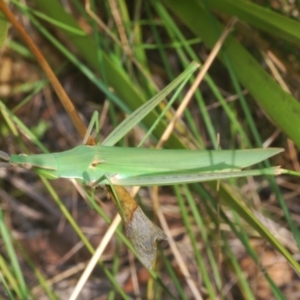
[126,206,167,269]
[107,185,166,269]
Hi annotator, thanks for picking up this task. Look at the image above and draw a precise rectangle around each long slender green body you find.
[9,145,283,186]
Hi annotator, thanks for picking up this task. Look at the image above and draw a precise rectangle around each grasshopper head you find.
[10,153,59,179]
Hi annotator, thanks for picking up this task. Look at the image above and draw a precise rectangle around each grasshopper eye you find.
[90,159,105,168]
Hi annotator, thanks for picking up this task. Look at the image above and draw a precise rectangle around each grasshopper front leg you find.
[82,111,100,145]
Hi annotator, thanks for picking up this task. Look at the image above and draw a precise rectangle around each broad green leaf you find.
[208,0,300,45]
[164,0,300,149]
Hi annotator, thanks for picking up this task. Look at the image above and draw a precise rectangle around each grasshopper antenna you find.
[0,150,10,167]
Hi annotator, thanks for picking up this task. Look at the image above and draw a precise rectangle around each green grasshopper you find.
[0,144,283,187]
[0,61,283,187]
[0,110,283,269]
[0,62,283,269]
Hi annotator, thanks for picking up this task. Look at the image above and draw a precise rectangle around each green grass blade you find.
[0,209,29,299]
[0,255,22,299]
[175,185,216,298]
[159,247,188,299]
[198,184,288,299]
[183,185,222,291]
[164,0,300,149]
[0,101,49,153]
[24,0,187,148]
[103,61,199,146]
[209,0,300,45]
[39,178,130,299]
[219,182,300,274]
